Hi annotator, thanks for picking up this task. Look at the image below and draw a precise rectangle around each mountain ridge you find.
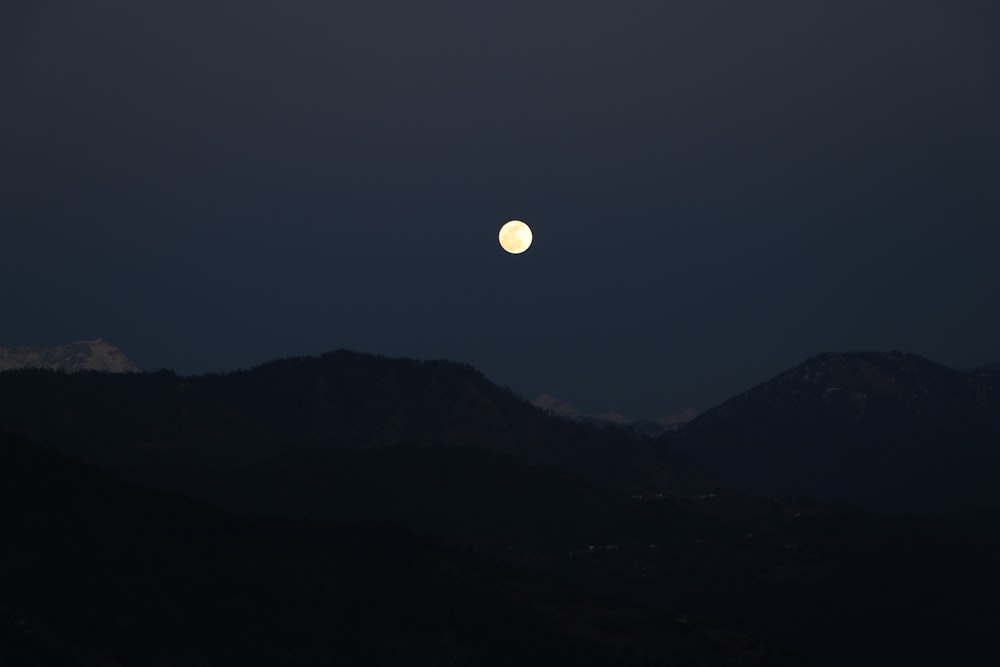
[675,350,1000,513]
[0,350,693,493]
[2,347,997,514]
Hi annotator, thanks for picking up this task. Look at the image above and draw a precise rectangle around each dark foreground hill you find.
[673,352,1000,513]
[0,351,694,492]
[6,429,1000,667]
[0,430,797,667]
[170,444,1000,667]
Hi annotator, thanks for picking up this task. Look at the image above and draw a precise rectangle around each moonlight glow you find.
[498,220,533,254]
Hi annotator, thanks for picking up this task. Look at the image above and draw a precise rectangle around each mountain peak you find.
[0,339,139,373]
[680,350,1000,512]
[689,350,990,427]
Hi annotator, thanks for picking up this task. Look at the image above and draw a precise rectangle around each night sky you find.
[2,1,999,420]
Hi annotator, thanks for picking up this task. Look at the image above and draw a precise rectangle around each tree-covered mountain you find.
[0,351,693,493]
[3,348,999,519]
[673,352,1000,513]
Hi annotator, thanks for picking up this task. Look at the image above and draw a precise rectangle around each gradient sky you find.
[2,0,999,419]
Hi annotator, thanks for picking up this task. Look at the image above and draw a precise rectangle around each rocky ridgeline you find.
[0,339,139,373]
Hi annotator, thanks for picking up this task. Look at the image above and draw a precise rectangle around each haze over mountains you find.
[532,392,699,432]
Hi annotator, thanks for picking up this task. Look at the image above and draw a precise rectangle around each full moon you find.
[498,220,533,254]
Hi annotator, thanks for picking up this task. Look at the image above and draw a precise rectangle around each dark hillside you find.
[0,430,798,667]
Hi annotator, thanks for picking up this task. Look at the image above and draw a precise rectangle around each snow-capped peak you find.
[0,339,140,373]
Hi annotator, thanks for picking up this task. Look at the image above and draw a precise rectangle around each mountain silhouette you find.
[0,351,694,493]
[5,348,1000,666]
[675,351,1000,513]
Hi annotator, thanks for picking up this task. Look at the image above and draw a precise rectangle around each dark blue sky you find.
[2,0,998,419]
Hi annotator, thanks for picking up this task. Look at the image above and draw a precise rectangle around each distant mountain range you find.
[675,351,1000,513]
[0,339,139,373]
[532,393,698,436]
[0,348,997,516]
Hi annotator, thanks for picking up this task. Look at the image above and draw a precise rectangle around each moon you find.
[498,220,533,254]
